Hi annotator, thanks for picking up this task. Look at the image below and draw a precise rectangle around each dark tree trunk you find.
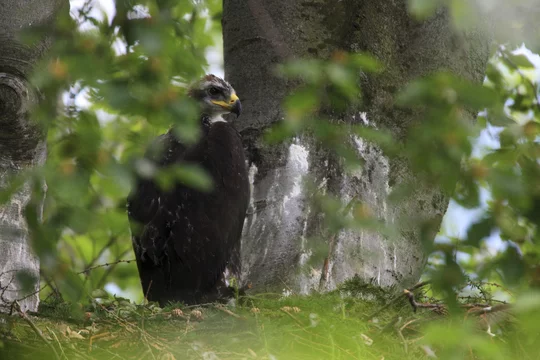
[0,0,65,312]
[223,0,490,294]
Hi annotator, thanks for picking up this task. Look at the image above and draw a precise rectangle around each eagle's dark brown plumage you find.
[127,74,249,306]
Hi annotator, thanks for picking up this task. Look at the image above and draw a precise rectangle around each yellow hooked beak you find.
[211,93,242,116]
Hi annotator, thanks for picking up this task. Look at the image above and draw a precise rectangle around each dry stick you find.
[213,305,244,319]
[465,303,513,316]
[141,330,157,360]
[400,318,421,334]
[404,289,445,313]
[397,318,422,353]
[363,281,432,320]
[88,332,112,352]
[396,324,408,353]
[409,281,431,291]
[319,234,337,291]
[403,289,513,316]
[14,301,61,360]
[47,327,68,360]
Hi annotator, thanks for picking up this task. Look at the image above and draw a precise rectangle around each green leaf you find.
[15,269,39,294]
[482,149,518,167]
[465,216,495,247]
[485,62,504,88]
[514,292,540,313]
[498,126,520,147]
[263,122,297,144]
[497,244,526,285]
[456,84,498,109]
[453,178,480,208]
[408,0,442,19]
[488,114,515,127]
[91,289,110,299]
[348,53,382,73]
[174,164,212,191]
[449,0,477,30]
[326,64,356,95]
[284,88,319,114]
[507,54,536,69]
[277,59,324,84]
[395,78,431,107]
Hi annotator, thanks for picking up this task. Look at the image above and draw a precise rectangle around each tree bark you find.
[0,0,65,312]
[223,1,490,294]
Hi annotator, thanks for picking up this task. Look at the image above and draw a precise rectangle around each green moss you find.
[0,286,525,360]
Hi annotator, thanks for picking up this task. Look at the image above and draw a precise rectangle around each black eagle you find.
[127,74,250,306]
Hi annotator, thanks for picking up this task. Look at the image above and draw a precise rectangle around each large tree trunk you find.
[0,0,65,312]
[223,1,490,293]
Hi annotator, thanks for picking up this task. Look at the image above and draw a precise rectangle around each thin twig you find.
[144,279,153,305]
[88,332,112,352]
[458,295,508,305]
[465,303,512,316]
[96,249,133,288]
[396,323,408,353]
[78,259,136,275]
[213,305,244,319]
[47,327,68,360]
[40,274,62,303]
[85,235,118,273]
[17,283,49,303]
[183,302,215,309]
[14,301,61,360]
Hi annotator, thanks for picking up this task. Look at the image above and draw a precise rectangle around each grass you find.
[0,281,531,360]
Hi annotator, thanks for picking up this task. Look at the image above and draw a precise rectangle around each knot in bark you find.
[0,73,37,121]
[0,72,44,164]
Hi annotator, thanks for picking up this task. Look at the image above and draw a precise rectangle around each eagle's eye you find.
[208,87,220,96]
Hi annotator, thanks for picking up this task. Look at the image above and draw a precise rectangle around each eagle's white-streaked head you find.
[188,74,242,121]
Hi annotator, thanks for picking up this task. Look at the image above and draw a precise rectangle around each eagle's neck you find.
[209,114,226,124]
[201,113,226,132]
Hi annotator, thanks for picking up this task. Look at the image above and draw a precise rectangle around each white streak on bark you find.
[0,141,46,312]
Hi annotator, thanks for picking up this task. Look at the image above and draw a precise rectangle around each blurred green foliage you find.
[272,43,540,295]
[273,1,540,292]
[1,0,540,357]
[268,0,540,356]
[7,0,224,304]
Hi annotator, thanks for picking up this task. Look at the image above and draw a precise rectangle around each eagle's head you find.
[188,74,242,119]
